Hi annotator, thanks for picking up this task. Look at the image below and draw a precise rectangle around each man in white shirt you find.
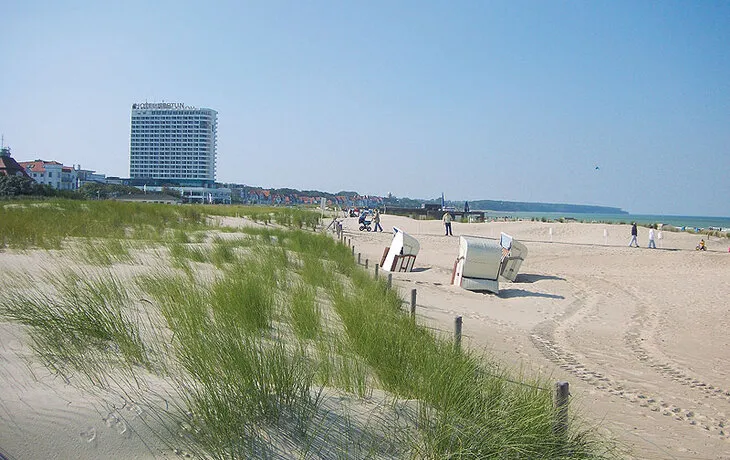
[442,212,453,236]
[648,227,656,249]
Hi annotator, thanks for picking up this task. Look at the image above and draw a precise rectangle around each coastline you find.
[477,211,730,232]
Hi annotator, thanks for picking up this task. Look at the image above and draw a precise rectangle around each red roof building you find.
[18,160,75,190]
[0,147,30,178]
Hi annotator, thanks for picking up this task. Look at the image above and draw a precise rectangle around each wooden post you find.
[358,253,361,265]
[352,246,355,257]
[365,259,369,269]
[454,316,463,351]
[375,264,379,280]
[387,273,392,289]
[410,289,417,319]
[554,381,570,436]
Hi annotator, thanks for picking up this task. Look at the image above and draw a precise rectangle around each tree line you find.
[0,176,140,200]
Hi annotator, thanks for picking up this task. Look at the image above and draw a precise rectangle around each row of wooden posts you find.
[336,227,570,436]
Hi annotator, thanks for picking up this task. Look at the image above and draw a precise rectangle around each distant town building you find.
[129,102,218,187]
[16,160,104,190]
[0,147,29,177]
[105,176,127,186]
[74,166,107,187]
[20,160,76,190]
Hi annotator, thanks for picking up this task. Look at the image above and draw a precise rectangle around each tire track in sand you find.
[615,280,730,403]
[530,276,730,440]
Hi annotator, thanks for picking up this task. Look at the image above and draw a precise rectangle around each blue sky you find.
[2,1,729,216]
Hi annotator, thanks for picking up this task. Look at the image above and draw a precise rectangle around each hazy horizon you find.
[2,1,728,217]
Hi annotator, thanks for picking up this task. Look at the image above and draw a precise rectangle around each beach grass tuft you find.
[0,271,150,385]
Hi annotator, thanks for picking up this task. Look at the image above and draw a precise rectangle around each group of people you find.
[629,222,661,249]
[631,222,710,251]
[358,208,383,232]
[628,222,657,248]
[356,208,454,236]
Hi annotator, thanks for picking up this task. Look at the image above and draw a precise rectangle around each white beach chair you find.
[499,232,528,282]
[451,236,503,294]
[380,227,420,272]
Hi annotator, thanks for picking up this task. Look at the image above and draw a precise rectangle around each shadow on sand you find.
[410,267,431,273]
[513,273,565,283]
[496,289,565,300]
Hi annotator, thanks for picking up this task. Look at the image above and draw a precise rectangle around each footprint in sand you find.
[80,426,96,443]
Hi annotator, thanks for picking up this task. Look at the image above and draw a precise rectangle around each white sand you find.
[1,215,729,459]
[342,214,730,459]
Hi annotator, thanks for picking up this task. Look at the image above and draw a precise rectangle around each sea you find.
[478,211,730,232]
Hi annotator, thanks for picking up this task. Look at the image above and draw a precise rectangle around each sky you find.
[2,1,729,216]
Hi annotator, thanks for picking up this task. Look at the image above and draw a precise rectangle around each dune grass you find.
[75,238,134,266]
[287,283,321,340]
[0,199,207,249]
[195,204,321,230]
[0,199,615,458]
[0,271,151,386]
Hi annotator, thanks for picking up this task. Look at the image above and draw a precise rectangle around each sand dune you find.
[1,214,729,459]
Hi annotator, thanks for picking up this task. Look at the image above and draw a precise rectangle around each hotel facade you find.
[129,102,218,187]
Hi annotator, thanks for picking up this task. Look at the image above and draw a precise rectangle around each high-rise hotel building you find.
[129,102,217,187]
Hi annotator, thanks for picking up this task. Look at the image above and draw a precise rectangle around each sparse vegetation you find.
[0,199,616,458]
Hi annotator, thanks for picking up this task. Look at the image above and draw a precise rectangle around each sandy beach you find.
[343,215,730,459]
[1,214,729,459]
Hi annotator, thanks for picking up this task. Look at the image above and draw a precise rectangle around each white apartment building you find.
[20,160,75,190]
[18,161,106,190]
[129,102,218,187]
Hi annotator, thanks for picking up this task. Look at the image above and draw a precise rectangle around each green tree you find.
[78,182,139,200]
[0,175,56,196]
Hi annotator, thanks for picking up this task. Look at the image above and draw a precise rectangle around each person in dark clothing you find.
[372,209,383,232]
[628,223,639,247]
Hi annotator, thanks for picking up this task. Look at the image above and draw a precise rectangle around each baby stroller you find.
[358,213,372,232]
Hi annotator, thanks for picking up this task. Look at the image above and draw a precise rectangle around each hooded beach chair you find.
[380,227,420,272]
[499,232,528,282]
[451,236,503,293]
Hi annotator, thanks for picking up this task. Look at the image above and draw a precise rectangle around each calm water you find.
[480,211,730,231]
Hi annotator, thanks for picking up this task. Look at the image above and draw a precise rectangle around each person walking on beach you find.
[629,223,639,247]
[648,226,656,249]
[443,211,453,236]
[373,209,383,232]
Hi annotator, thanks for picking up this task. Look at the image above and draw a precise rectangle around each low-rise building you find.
[0,147,30,177]
[73,165,106,187]
[17,160,106,190]
[19,160,72,190]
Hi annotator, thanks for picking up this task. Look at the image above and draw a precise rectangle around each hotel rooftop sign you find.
[132,102,197,110]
